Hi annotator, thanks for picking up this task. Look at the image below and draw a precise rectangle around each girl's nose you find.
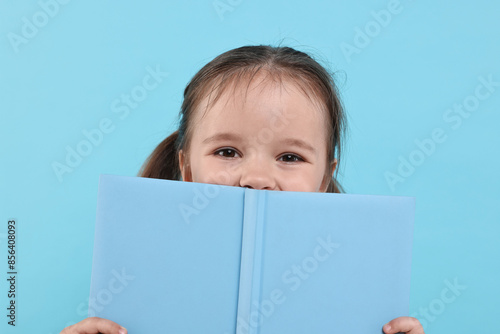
[238,159,276,190]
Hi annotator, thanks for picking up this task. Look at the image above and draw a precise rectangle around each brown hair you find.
[139,45,346,193]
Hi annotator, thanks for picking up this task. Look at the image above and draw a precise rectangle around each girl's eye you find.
[214,148,240,158]
[279,154,304,163]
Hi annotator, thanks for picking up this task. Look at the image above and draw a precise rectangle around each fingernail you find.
[384,324,391,332]
[118,327,127,334]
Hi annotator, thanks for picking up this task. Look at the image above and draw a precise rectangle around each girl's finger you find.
[383,316,425,334]
[60,317,127,334]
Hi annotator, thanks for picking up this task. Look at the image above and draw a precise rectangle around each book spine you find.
[236,189,267,334]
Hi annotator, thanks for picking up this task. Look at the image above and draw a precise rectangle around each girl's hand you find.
[60,315,422,334]
[383,316,425,334]
[60,317,127,334]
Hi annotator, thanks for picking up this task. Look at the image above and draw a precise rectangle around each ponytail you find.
[138,130,181,180]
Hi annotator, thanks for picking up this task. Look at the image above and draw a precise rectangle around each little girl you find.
[61,45,424,334]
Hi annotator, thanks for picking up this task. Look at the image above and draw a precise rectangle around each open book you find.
[90,174,415,333]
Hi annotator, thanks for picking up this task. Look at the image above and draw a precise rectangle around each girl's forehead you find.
[196,73,327,122]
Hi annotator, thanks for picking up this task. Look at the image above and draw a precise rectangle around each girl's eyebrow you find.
[280,138,316,154]
[202,132,242,144]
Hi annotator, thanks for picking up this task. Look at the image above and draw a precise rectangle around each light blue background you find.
[1,0,498,333]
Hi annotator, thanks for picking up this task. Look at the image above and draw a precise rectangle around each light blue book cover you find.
[90,174,415,333]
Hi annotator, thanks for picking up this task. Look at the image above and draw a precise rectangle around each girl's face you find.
[179,74,335,192]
